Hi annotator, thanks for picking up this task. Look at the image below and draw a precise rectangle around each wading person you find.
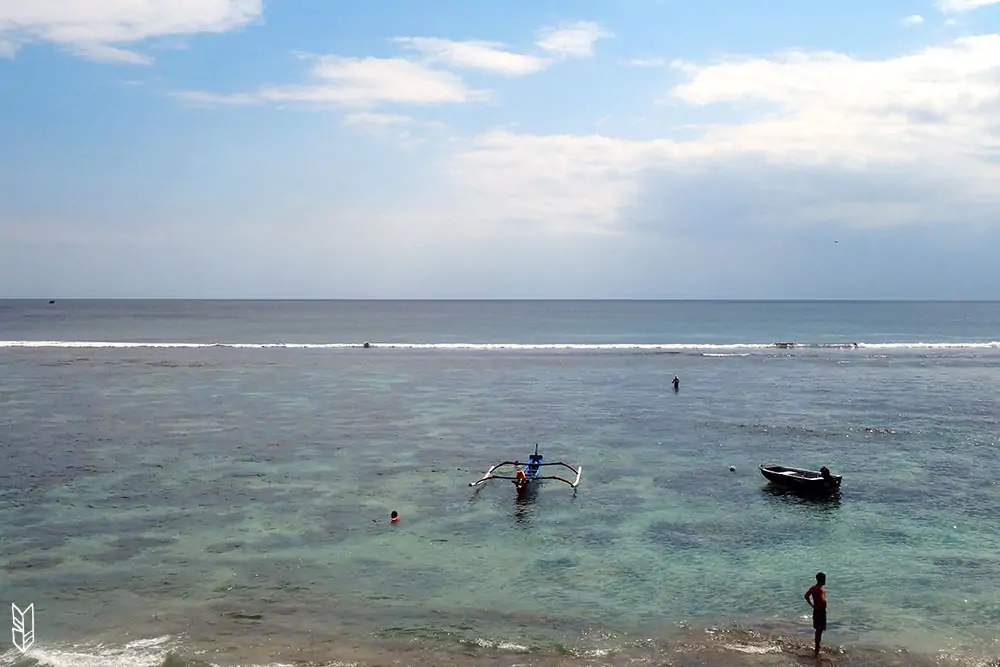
[804,572,827,657]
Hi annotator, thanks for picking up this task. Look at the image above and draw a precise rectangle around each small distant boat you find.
[469,444,582,495]
[759,464,842,494]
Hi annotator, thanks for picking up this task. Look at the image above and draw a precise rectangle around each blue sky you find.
[2,0,1000,298]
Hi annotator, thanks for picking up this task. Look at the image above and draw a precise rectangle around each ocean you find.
[1,299,999,667]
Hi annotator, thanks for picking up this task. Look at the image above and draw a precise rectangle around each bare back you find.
[805,584,826,611]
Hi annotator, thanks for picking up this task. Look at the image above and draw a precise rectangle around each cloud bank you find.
[432,34,1000,244]
[4,3,1000,298]
[0,0,261,63]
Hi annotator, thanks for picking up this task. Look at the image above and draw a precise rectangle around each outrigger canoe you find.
[469,444,582,495]
[759,464,842,494]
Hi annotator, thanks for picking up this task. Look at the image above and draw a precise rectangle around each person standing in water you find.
[804,572,827,657]
[672,375,679,392]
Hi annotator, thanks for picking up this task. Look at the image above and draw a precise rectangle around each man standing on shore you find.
[804,572,827,657]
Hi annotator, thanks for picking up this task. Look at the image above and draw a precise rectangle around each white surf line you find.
[1,341,999,350]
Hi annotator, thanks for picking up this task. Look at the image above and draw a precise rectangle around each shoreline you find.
[6,617,998,667]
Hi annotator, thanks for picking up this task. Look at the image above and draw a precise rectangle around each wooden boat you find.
[469,444,582,495]
[759,464,842,494]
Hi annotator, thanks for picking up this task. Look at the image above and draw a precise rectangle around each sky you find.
[2,0,1000,299]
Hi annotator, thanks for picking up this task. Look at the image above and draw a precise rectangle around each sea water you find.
[1,300,999,667]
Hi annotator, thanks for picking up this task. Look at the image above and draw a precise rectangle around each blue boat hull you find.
[514,453,544,494]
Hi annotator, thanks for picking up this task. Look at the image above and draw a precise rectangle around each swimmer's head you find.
[390,510,398,519]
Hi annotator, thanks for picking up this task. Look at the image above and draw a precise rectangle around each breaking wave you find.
[0,635,175,667]
[2,340,1000,351]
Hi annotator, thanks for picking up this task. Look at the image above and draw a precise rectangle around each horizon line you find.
[3,297,1000,303]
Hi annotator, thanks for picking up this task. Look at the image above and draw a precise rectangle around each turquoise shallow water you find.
[2,300,1000,666]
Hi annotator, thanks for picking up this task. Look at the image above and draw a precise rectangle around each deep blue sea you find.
[2,300,1000,667]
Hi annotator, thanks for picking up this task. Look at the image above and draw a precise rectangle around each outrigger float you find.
[469,444,582,495]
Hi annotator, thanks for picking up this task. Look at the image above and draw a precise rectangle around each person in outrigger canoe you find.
[513,461,528,490]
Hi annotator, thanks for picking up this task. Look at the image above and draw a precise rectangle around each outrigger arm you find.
[469,461,521,486]
[469,461,583,488]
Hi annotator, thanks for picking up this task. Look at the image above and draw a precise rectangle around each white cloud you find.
[665,35,1000,166]
[264,55,487,106]
[178,54,489,108]
[628,57,667,67]
[393,37,550,75]
[0,37,15,57]
[536,21,613,58]
[902,14,926,25]
[71,41,153,64]
[439,35,1000,237]
[937,0,1000,12]
[668,35,1000,136]
[174,20,608,109]
[446,130,680,235]
[0,0,261,64]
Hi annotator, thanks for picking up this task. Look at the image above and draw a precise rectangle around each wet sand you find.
[126,624,995,667]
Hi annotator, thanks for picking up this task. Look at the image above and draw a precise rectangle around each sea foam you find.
[1,340,998,351]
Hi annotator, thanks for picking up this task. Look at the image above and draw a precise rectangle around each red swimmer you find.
[390,510,400,524]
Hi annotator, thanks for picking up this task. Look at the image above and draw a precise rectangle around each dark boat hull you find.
[760,465,842,494]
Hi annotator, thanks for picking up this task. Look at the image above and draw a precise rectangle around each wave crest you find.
[2,340,999,351]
